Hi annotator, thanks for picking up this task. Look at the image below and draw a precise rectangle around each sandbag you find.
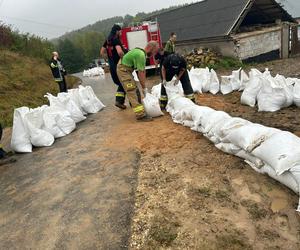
[68,88,87,115]
[188,68,203,93]
[252,164,299,195]
[225,123,280,153]
[257,77,286,112]
[151,83,162,99]
[209,69,219,94]
[57,93,86,123]
[241,76,262,107]
[78,85,105,113]
[239,70,249,91]
[294,80,300,107]
[83,67,105,77]
[220,76,233,95]
[24,107,55,147]
[231,68,241,91]
[215,142,241,155]
[235,150,264,169]
[143,93,164,117]
[11,107,32,153]
[201,111,231,134]
[252,131,300,175]
[213,117,250,142]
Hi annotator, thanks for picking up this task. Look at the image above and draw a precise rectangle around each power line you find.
[1,15,75,30]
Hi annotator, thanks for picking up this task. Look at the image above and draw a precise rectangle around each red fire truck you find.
[120,20,162,70]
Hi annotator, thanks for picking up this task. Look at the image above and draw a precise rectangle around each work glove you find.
[174,78,180,85]
[162,80,167,86]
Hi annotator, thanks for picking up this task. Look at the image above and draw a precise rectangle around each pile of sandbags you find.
[240,68,297,112]
[11,85,105,153]
[156,82,300,211]
[185,48,220,69]
[83,67,105,77]
[220,68,250,94]
[188,67,219,94]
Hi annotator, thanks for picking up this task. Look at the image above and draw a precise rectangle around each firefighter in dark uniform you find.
[160,53,195,108]
[0,123,7,159]
[101,24,128,109]
[50,52,67,93]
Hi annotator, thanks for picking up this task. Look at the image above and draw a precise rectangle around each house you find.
[150,0,297,62]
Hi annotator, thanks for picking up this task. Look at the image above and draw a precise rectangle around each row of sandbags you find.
[157,82,300,211]
[11,85,105,153]
[83,67,105,77]
[240,68,300,112]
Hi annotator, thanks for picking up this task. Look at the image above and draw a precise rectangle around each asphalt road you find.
[0,74,139,250]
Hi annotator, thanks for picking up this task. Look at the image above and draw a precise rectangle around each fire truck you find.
[120,20,162,70]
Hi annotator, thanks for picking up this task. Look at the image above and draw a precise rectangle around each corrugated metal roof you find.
[151,0,295,42]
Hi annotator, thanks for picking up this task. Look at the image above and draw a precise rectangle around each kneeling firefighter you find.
[160,53,195,108]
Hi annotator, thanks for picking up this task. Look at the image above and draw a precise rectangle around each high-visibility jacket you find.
[50,58,66,82]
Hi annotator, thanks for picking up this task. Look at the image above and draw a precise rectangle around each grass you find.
[0,49,81,127]
[241,200,268,220]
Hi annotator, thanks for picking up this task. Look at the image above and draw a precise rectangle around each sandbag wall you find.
[11,85,105,153]
[83,67,105,77]
[189,67,300,112]
[153,83,300,211]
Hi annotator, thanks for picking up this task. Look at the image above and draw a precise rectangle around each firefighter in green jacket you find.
[164,32,177,54]
[117,41,159,122]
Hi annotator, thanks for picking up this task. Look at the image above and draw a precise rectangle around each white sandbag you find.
[151,83,162,99]
[293,80,300,107]
[209,69,219,94]
[78,85,105,113]
[257,76,287,112]
[11,107,32,153]
[220,76,233,95]
[57,93,86,123]
[201,111,231,134]
[274,74,294,108]
[83,67,105,77]
[143,93,164,117]
[252,164,299,194]
[226,123,280,153]
[241,76,262,107]
[215,142,241,155]
[42,107,66,138]
[231,68,241,91]
[239,70,249,91]
[252,131,300,175]
[132,71,139,82]
[45,94,76,135]
[213,117,250,142]
[249,68,262,78]
[164,78,184,101]
[290,166,300,211]
[166,96,195,117]
[190,67,210,93]
[235,150,264,169]
[68,88,87,115]
[24,107,55,147]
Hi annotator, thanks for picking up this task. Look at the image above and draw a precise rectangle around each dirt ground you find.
[129,59,300,249]
[1,58,300,249]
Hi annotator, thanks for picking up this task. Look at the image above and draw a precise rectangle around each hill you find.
[0,49,80,127]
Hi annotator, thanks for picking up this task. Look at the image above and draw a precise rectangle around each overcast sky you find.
[0,0,195,39]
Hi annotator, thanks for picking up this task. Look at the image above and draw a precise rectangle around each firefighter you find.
[155,48,170,79]
[50,52,67,93]
[160,53,195,109]
[164,32,177,54]
[117,41,159,122]
[101,24,128,109]
[0,123,6,159]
